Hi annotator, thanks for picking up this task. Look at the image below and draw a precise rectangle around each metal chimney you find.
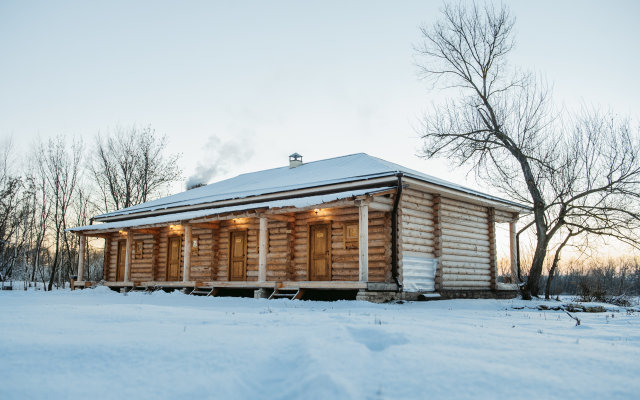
[289,153,303,168]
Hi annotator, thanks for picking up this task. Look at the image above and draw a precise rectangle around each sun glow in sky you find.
[1,1,639,257]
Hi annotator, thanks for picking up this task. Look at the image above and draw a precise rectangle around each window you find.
[134,240,144,259]
[344,223,358,249]
[192,236,199,256]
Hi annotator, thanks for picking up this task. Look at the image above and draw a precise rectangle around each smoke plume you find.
[186,136,253,190]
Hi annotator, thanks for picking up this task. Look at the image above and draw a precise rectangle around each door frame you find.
[307,222,332,281]
[228,230,248,281]
[116,239,126,282]
[166,235,183,281]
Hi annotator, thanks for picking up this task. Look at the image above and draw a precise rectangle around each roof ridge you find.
[233,152,369,178]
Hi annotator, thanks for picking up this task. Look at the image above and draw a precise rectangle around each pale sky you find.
[1,0,639,196]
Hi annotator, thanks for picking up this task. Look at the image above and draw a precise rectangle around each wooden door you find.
[167,236,181,281]
[116,240,126,281]
[309,224,331,281]
[229,230,247,281]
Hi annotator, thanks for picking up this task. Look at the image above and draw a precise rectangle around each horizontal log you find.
[440,234,490,247]
[442,217,490,232]
[494,210,516,223]
[402,215,435,227]
[332,255,358,263]
[403,191,434,202]
[403,190,434,201]
[441,242,490,252]
[441,267,490,276]
[400,202,434,213]
[402,229,435,240]
[441,228,489,241]
[403,222,435,233]
[401,202,434,213]
[402,236,435,246]
[402,250,435,258]
[440,260,491,269]
[441,197,487,212]
[402,243,434,253]
[401,207,434,219]
[368,202,393,212]
[268,239,289,248]
[267,249,289,257]
[441,204,488,219]
[441,276,491,284]
[442,221,489,233]
[266,257,289,264]
[441,248,490,258]
[268,233,289,241]
[403,187,432,197]
[330,262,359,269]
[372,195,394,205]
[441,254,491,263]
[441,282,491,289]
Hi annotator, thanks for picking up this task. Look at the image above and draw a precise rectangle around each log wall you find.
[266,219,294,281]
[398,188,436,259]
[291,206,392,282]
[396,188,436,290]
[396,186,499,291]
[438,197,492,290]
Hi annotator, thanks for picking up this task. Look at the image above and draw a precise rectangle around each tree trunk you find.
[545,233,572,299]
[522,218,548,299]
[47,231,60,291]
[545,263,557,300]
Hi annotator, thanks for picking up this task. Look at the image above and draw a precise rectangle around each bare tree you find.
[416,2,640,298]
[24,160,52,288]
[91,125,182,213]
[36,136,83,291]
[0,140,23,284]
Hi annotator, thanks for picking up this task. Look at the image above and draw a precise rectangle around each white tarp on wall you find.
[403,256,438,292]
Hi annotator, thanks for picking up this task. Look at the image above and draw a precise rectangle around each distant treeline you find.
[501,256,640,298]
[546,257,640,297]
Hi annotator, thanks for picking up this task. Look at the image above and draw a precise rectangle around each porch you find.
[72,188,398,295]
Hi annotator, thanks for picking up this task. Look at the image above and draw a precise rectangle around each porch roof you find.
[68,186,393,233]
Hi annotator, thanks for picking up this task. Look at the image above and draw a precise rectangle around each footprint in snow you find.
[347,326,409,352]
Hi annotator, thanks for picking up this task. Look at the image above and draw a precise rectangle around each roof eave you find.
[402,175,531,214]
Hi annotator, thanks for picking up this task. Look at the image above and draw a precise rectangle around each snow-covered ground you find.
[1,288,638,399]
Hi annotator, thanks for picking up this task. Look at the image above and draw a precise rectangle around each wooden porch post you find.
[124,230,132,282]
[358,201,369,282]
[509,219,519,283]
[183,224,192,282]
[77,234,86,281]
[487,208,497,290]
[432,195,442,290]
[103,236,110,282]
[258,217,267,282]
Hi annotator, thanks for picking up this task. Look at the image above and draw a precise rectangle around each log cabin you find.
[69,153,529,301]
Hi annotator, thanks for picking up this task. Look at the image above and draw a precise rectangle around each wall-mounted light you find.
[313,209,320,215]
[118,230,127,236]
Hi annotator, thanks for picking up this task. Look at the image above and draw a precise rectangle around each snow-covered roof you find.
[70,187,391,232]
[94,153,528,222]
